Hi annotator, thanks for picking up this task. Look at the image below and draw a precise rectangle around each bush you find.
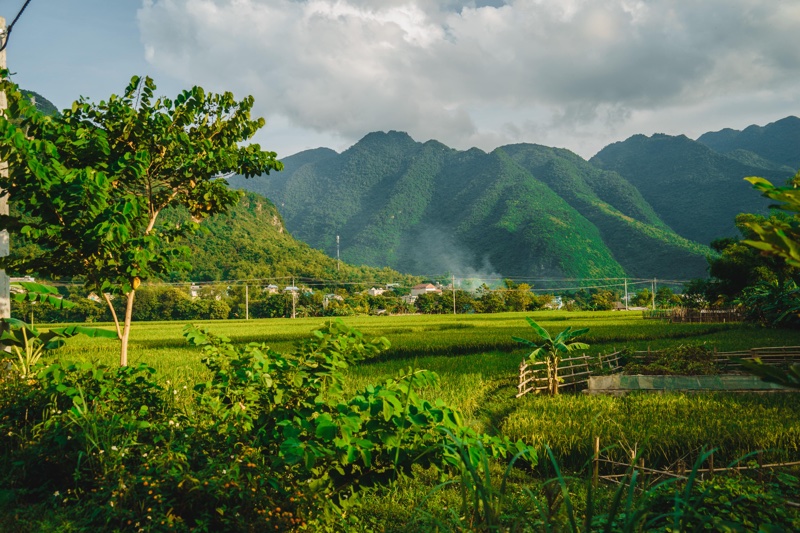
[0,321,536,531]
[624,344,719,375]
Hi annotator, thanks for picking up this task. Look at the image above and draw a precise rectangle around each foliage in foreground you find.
[0,71,282,366]
[0,320,535,531]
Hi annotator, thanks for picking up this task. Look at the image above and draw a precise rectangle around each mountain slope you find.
[163,191,416,284]
[697,116,800,170]
[502,144,710,278]
[231,132,713,279]
[590,133,792,244]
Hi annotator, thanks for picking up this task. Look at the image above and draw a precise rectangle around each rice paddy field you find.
[10,310,800,530]
[50,310,800,467]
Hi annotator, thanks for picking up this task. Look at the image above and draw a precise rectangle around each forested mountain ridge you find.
[161,191,417,285]
[229,132,715,279]
[590,132,793,245]
[697,116,800,170]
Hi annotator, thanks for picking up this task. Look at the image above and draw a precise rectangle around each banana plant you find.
[513,317,589,395]
[1,282,117,377]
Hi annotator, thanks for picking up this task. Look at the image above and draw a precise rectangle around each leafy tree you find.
[415,292,442,314]
[505,282,534,311]
[590,289,617,310]
[513,318,589,395]
[0,73,281,365]
[739,172,800,384]
[743,172,800,267]
[655,287,681,308]
[476,284,505,313]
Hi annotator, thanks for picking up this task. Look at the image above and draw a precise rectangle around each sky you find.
[5,0,800,160]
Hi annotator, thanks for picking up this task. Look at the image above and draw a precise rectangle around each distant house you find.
[543,296,563,310]
[190,284,201,298]
[410,283,441,297]
[264,284,279,294]
[283,286,300,293]
[368,287,386,296]
[87,292,103,303]
[323,293,343,310]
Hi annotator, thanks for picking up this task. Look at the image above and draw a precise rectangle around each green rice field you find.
[9,310,800,530]
[48,310,800,466]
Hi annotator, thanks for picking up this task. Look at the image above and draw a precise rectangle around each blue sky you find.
[6,0,800,160]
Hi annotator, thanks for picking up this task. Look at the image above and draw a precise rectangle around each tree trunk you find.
[120,289,135,366]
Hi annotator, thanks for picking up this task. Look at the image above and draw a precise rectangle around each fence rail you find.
[517,351,622,398]
[642,308,743,323]
[630,346,800,369]
[591,435,800,492]
[518,346,800,398]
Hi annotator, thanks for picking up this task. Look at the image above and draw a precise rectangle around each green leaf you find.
[315,416,338,441]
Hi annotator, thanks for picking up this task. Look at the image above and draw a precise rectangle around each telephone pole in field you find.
[0,16,10,319]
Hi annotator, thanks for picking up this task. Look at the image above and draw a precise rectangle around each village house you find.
[410,283,441,297]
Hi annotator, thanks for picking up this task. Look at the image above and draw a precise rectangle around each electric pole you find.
[336,235,340,272]
[245,284,249,320]
[0,16,10,319]
[452,274,456,315]
[651,278,656,310]
[624,278,628,311]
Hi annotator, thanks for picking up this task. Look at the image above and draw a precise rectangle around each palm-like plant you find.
[513,317,590,395]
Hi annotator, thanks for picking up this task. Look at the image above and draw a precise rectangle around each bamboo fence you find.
[517,346,800,398]
[642,308,743,323]
[591,435,800,489]
[516,351,622,397]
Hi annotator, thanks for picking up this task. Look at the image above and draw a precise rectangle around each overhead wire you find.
[0,0,34,52]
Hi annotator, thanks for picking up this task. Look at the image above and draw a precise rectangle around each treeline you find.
[13,281,684,324]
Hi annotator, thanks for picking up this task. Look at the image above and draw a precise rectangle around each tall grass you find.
[503,393,800,468]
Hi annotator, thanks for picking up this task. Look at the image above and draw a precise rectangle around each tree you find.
[740,172,800,384]
[743,172,800,267]
[590,289,617,311]
[513,317,589,395]
[0,73,282,365]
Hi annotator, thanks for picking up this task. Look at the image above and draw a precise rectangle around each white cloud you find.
[138,0,800,157]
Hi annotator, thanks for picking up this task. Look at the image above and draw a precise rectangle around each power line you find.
[0,0,34,52]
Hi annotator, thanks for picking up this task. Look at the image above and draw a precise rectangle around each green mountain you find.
[697,116,800,170]
[590,133,792,245]
[501,144,709,278]
[230,132,711,279]
[163,191,416,285]
[20,90,59,116]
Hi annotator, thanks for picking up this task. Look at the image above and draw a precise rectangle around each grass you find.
[10,310,800,530]
[47,310,800,455]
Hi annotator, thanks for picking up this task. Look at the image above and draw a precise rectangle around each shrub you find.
[624,343,718,375]
[0,320,536,531]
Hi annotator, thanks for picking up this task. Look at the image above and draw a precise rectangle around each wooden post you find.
[0,16,9,319]
[593,436,600,487]
[709,452,714,479]
[757,451,763,483]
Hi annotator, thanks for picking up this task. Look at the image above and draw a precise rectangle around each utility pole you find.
[336,235,340,272]
[245,284,249,320]
[651,278,656,310]
[452,274,456,315]
[291,276,296,319]
[624,278,628,311]
[0,16,10,319]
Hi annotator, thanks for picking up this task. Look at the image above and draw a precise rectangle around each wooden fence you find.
[518,346,800,398]
[591,436,800,491]
[642,308,743,323]
[517,351,622,398]
[631,346,800,369]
